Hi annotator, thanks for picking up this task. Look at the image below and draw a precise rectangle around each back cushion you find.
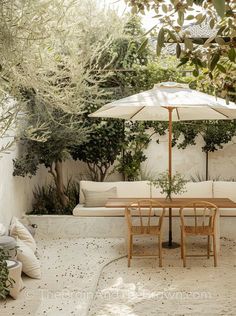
[151,181,213,199]
[213,181,236,202]
[172,181,213,198]
[80,181,151,204]
[117,181,151,198]
[83,187,117,207]
[150,184,165,198]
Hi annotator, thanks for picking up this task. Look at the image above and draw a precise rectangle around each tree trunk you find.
[54,161,69,207]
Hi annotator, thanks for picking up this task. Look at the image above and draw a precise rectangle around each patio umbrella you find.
[89,82,236,248]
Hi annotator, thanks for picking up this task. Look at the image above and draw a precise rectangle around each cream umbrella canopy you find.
[90,82,236,248]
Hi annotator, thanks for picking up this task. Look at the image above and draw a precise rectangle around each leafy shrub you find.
[30,180,80,215]
[0,248,14,299]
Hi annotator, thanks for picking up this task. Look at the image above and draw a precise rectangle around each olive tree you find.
[0,0,72,153]
[12,0,123,206]
[71,15,150,182]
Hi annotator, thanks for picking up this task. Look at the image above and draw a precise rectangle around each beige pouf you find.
[6,260,24,299]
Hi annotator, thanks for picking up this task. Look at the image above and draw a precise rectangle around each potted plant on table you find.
[151,171,187,201]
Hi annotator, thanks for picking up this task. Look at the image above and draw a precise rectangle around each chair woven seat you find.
[184,225,213,235]
[131,225,160,235]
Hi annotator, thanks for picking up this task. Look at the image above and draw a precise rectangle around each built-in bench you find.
[24,180,236,240]
[73,180,236,217]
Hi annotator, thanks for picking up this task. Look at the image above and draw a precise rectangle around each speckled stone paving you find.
[1,236,236,316]
[0,237,125,316]
[88,237,236,316]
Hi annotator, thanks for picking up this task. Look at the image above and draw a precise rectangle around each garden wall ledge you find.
[23,215,236,241]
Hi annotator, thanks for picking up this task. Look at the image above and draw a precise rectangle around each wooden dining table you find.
[106,197,236,209]
[106,197,236,251]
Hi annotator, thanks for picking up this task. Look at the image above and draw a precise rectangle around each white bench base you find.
[24,215,236,241]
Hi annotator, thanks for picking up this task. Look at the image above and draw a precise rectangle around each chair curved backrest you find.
[179,201,218,232]
[125,199,166,233]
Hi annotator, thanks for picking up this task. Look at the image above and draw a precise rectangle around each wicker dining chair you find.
[179,201,218,267]
[125,199,166,267]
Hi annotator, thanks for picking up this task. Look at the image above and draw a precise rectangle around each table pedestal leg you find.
[162,208,180,249]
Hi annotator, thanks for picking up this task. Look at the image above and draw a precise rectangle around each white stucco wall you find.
[1,129,236,228]
[0,142,48,227]
[0,144,122,228]
[141,133,236,181]
[64,131,236,184]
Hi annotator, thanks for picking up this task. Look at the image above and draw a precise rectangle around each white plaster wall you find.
[63,132,236,184]
[141,133,236,181]
[62,159,123,183]
[1,129,236,227]
[209,137,236,180]
[0,144,121,228]
[0,142,49,227]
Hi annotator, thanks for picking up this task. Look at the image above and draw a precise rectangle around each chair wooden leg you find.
[180,229,184,259]
[130,235,133,259]
[182,234,186,267]
[158,235,162,267]
[213,234,217,267]
[207,235,210,259]
[127,234,131,267]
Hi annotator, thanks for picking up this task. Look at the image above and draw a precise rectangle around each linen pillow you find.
[10,217,37,253]
[0,223,6,236]
[16,238,41,279]
[83,187,117,207]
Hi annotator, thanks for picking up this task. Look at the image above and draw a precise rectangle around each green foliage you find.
[72,15,151,182]
[98,15,150,70]
[12,1,123,205]
[172,120,236,180]
[116,58,190,95]
[125,0,236,99]
[151,171,187,200]
[202,121,236,153]
[0,0,81,153]
[113,58,191,181]
[0,0,122,155]
[13,95,88,177]
[116,122,150,181]
[172,120,236,153]
[172,122,202,149]
[31,180,80,215]
[0,248,14,299]
[71,120,124,182]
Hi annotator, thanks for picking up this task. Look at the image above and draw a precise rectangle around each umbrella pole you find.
[168,108,173,247]
[162,107,179,249]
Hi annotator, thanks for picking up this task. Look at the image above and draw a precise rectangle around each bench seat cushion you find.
[73,205,157,217]
[73,205,125,217]
[217,208,236,216]
[172,181,213,198]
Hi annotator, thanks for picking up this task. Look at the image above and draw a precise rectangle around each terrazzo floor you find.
[0,235,236,316]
